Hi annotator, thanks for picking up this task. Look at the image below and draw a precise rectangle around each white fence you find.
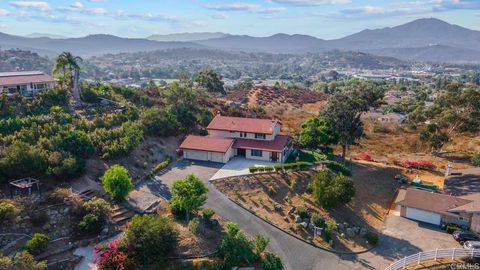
[386,248,480,270]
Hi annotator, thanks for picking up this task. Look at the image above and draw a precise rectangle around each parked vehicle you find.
[463,241,480,249]
[442,223,468,233]
[453,231,480,244]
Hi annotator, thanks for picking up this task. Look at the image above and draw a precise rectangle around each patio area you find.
[210,157,277,180]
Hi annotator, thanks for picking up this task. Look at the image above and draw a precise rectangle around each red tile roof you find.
[0,71,55,86]
[233,135,289,152]
[207,115,277,134]
[179,135,234,153]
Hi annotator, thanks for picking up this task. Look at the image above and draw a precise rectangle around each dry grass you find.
[213,162,400,252]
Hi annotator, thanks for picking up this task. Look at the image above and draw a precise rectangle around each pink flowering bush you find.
[403,160,436,170]
[93,238,136,270]
[356,152,373,161]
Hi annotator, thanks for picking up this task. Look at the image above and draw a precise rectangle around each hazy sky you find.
[0,0,479,39]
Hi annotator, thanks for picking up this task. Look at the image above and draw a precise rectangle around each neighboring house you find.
[396,188,476,229]
[179,115,292,163]
[395,167,480,232]
[0,71,55,97]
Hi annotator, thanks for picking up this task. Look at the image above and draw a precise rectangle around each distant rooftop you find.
[0,71,45,77]
[0,71,55,86]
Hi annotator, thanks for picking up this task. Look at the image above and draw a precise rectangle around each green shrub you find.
[79,213,102,233]
[447,225,461,234]
[310,170,355,208]
[365,232,379,246]
[125,214,179,265]
[264,166,274,172]
[249,167,258,173]
[83,197,110,219]
[153,157,172,173]
[0,251,47,270]
[326,161,352,176]
[261,252,284,270]
[219,222,255,268]
[188,218,201,235]
[101,165,133,201]
[24,233,51,255]
[325,219,337,233]
[202,208,215,220]
[0,201,17,226]
[295,206,309,219]
[311,214,325,228]
[472,152,480,166]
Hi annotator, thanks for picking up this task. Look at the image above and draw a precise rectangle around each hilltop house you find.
[395,167,480,232]
[0,71,55,97]
[179,115,292,164]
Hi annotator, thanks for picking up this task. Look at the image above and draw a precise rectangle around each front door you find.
[237,148,246,157]
[272,152,278,162]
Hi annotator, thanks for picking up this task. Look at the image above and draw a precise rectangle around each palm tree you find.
[53,52,83,106]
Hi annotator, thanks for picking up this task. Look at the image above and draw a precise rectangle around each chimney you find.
[446,163,452,176]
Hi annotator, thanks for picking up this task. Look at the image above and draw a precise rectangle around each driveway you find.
[210,157,277,180]
[357,215,461,269]
[156,158,357,270]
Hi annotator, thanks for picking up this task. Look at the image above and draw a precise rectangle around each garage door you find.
[185,150,208,161]
[210,152,225,163]
[406,207,441,225]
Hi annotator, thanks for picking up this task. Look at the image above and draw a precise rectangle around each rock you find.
[42,224,51,230]
[346,228,355,238]
[294,215,302,223]
[354,227,360,234]
[303,218,310,224]
[287,207,295,216]
[308,222,314,231]
[274,204,282,212]
[301,222,308,228]
[360,227,368,236]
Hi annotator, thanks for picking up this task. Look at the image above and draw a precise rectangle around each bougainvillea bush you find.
[355,152,373,161]
[403,160,436,170]
[93,238,136,270]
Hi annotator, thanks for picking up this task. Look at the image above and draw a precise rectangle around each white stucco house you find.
[179,115,293,163]
[0,71,56,97]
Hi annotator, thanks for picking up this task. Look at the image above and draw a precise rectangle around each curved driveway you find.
[156,160,361,270]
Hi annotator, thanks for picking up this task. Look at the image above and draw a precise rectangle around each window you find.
[255,133,266,139]
[251,150,262,157]
[458,216,469,222]
[240,132,247,138]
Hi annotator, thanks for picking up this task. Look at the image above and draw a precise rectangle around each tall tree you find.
[321,81,384,160]
[170,174,208,222]
[195,69,225,93]
[53,52,83,106]
[298,117,339,151]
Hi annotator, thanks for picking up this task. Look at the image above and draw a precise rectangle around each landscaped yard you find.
[212,160,401,252]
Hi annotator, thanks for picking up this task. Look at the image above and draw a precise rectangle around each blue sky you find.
[0,0,479,39]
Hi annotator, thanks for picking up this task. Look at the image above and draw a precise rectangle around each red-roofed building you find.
[0,71,55,97]
[180,115,292,163]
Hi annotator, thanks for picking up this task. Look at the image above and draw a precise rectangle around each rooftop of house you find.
[179,135,234,153]
[0,71,55,86]
[233,134,289,152]
[396,188,472,216]
[207,115,278,135]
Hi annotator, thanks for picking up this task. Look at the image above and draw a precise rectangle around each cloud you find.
[0,9,10,16]
[114,10,181,23]
[205,2,286,14]
[9,1,49,11]
[211,13,229,19]
[89,7,107,14]
[70,2,84,9]
[269,0,350,5]
[205,3,262,12]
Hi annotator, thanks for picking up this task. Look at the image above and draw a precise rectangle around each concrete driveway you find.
[357,215,461,269]
[210,157,277,180]
[155,158,357,270]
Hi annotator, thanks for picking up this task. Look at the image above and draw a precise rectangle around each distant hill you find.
[0,49,52,73]
[147,32,229,42]
[196,33,327,53]
[1,18,480,62]
[0,33,204,57]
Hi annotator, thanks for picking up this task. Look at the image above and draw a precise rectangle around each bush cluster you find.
[24,233,51,255]
[249,162,311,173]
[326,161,352,176]
[0,201,18,226]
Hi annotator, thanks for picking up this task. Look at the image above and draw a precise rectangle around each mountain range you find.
[1,18,479,63]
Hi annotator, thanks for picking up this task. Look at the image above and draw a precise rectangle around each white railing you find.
[386,248,480,270]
